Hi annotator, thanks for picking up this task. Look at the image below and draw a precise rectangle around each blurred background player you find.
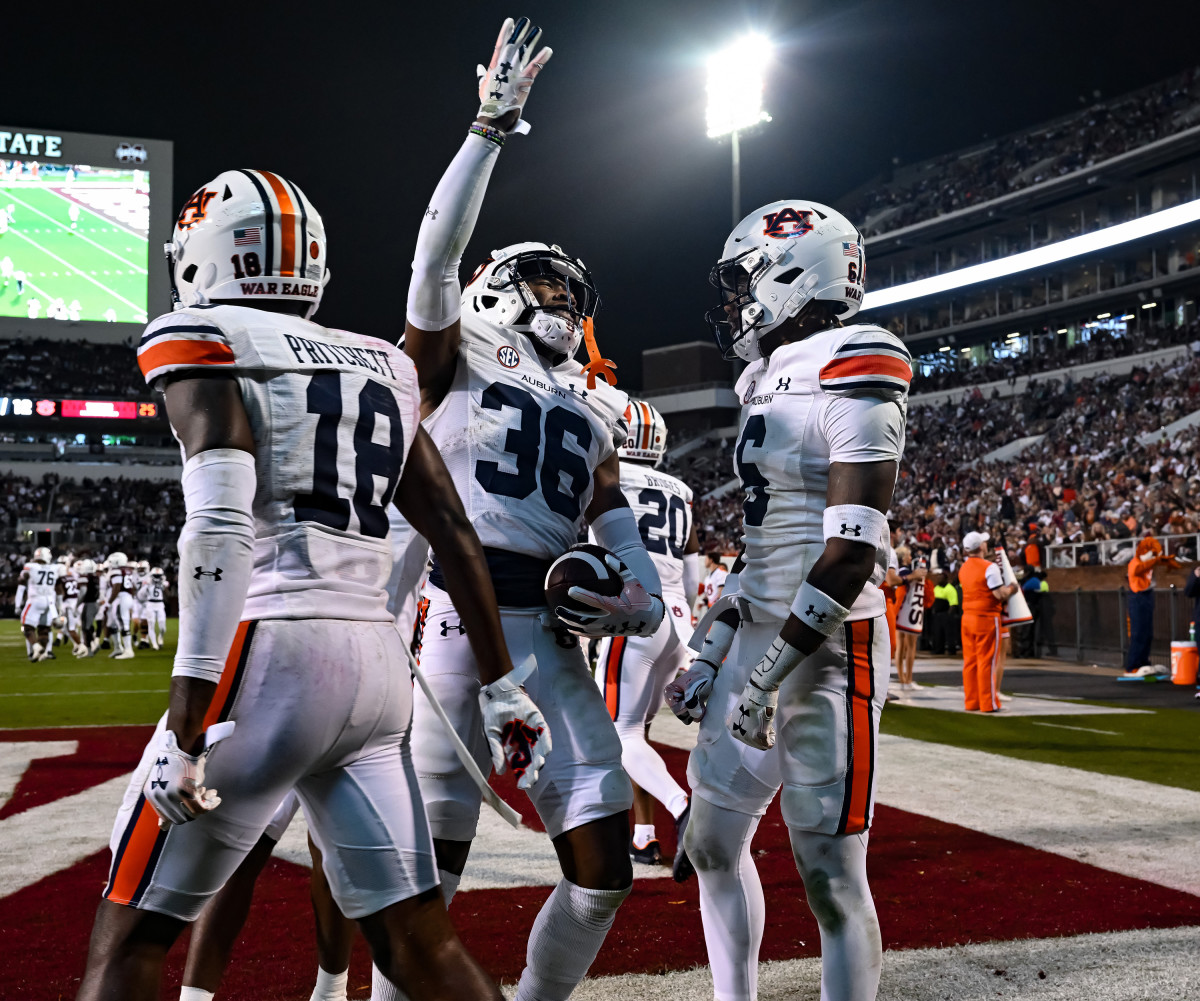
[18,547,63,661]
[102,551,137,660]
[593,400,700,875]
[669,199,909,1001]
[702,551,727,609]
[76,558,100,651]
[138,567,168,650]
[400,17,665,1001]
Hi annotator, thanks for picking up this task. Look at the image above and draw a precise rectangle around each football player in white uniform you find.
[399,18,664,1001]
[593,401,700,875]
[18,547,63,661]
[76,168,546,1001]
[702,552,728,609]
[57,560,88,656]
[666,201,909,1001]
[138,567,168,650]
[103,552,138,660]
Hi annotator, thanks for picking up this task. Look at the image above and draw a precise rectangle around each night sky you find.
[11,0,1198,385]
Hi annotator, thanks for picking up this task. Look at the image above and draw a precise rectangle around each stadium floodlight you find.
[706,33,772,225]
[1119,313,1136,320]
[1142,301,1157,309]
[861,195,1200,311]
[1097,312,1111,319]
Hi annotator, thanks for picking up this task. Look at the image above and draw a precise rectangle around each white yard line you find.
[0,689,167,697]
[1029,721,1120,735]
[6,189,147,271]
[5,227,145,312]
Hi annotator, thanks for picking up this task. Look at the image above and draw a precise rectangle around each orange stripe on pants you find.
[105,796,165,905]
[961,613,1000,711]
[840,619,875,835]
[203,620,255,728]
[604,637,626,720]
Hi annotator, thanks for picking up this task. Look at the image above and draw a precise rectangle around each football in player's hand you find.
[545,544,623,619]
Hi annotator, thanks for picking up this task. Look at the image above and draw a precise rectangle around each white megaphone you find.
[994,547,1033,626]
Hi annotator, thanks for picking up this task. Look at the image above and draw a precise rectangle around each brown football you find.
[545,543,624,616]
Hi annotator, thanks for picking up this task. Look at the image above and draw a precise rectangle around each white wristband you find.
[823,504,889,547]
[790,581,851,637]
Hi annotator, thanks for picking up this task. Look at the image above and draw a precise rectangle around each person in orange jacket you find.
[959,531,1017,712]
[1126,535,1180,671]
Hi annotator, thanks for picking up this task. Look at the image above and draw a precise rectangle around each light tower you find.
[706,33,772,226]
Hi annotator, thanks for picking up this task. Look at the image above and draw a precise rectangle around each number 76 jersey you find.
[138,303,421,622]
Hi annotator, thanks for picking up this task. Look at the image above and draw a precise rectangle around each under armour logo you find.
[731,711,749,737]
[150,757,169,790]
[193,567,222,580]
[805,605,828,623]
[490,89,503,100]
[499,60,513,74]
[840,524,863,537]
[776,377,791,391]
[440,619,466,637]
[567,383,589,400]
[425,206,438,220]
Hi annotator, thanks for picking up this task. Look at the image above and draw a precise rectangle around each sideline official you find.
[959,532,1017,712]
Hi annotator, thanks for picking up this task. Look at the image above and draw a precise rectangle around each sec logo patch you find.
[497,345,521,369]
[742,379,756,403]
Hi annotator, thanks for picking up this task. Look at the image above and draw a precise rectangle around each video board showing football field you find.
[0,159,149,324]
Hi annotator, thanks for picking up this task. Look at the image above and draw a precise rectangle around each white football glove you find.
[729,636,803,750]
[556,553,664,638]
[479,661,551,790]
[476,16,552,130]
[665,614,738,723]
[143,720,235,827]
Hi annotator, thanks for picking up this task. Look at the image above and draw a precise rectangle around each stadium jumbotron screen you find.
[0,126,173,338]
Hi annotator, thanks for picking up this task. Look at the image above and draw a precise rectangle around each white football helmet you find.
[32,546,52,564]
[137,560,150,573]
[619,400,668,466]
[165,169,329,318]
[706,200,866,362]
[150,567,165,579]
[108,552,128,568]
[462,242,599,360]
[76,559,96,575]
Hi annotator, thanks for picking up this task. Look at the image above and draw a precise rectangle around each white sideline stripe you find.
[5,672,164,678]
[5,227,145,312]
[543,925,1200,1001]
[0,741,76,807]
[6,190,147,271]
[46,185,150,241]
[0,689,168,697]
[1030,721,1120,735]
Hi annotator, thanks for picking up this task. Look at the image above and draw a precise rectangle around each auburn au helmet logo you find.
[762,207,813,239]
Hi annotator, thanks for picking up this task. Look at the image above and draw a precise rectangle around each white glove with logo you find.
[559,553,664,638]
[729,636,803,750]
[476,16,553,130]
[143,720,235,827]
[479,661,551,790]
[665,615,738,723]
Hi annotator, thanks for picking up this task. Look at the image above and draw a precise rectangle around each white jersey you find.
[139,304,421,622]
[703,566,727,607]
[138,577,169,604]
[422,313,628,561]
[607,461,692,600]
[732,323,909,622]
[106,566,137,597]
[24,562,61,600]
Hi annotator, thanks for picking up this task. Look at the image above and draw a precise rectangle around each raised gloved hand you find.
[476,16,553,131]
[555,553,664,638]
[143,720,235,827]
[479,661,551,790]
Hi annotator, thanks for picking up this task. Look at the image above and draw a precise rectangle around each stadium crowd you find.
[846,65,1200,236]
[0,338,145,398]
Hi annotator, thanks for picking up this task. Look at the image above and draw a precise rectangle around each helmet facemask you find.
[705,249,773,361]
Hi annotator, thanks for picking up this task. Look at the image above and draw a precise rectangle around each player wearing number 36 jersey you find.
[76,167,533,1001]
[668,199,909,1001]
[402,18,663,1001]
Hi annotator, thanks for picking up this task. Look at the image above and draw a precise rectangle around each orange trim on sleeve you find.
[259,170,297,277]
[819,354,913,384]
[842,619,874,834]
[604,637,626,720]
[138,338,236,378]
[105,798,164,904]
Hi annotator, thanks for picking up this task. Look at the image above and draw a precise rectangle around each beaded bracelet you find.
[469,123,506,148]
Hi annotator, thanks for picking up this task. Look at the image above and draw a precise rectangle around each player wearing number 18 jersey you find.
[75,168,532,1001]
[668,200,909,1001]
[400,18,663,1001]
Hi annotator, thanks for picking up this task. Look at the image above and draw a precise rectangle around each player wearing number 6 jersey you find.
[593,401,700,876]
[75,169,541,1001]
[667,200,909,1001]
[400,17,663,1001]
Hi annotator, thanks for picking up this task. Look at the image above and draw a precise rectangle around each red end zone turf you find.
[3,729,1200,999]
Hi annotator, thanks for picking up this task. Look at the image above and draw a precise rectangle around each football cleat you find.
[30,643,43,661]
[114,649,135,660]
[630,837,662,866]
[672,801,695,883]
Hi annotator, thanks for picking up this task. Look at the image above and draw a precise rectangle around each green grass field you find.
[1,175,148,323]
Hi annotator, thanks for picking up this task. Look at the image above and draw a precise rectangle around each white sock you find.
[688,796,764,1001]
[617,730,690,819]
[368,869,462,1001]
[632,824,656,848]
[515,880,630,1001]
[180,988,215,1001]
[790,830,881,1001]
[309,965,348,1001]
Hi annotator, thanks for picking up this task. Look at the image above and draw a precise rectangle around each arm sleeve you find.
[822,394,905,464]
[682,552,700,601]
[172,449,257,683]
[406,133,501,331]
[984,563,1004,589]
[590,506,662,597]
